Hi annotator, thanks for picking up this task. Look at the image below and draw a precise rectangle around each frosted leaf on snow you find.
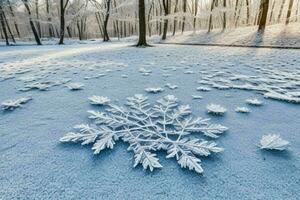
[260,134,289,151]
[235,107,250,113]
[207,104,227,115]
[192,95,203,100]
[89,96,111,106]
[196,86,211,92]
[1,97,32,111]
[246,98,263,106]
[264,91,300,103]
[60,95,228,174]
[165,83,178,90]
[66,83,84,90]
[145,87,164,93]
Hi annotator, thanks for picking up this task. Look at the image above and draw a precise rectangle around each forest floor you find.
[0,42,299,199]
[164,23,300,48]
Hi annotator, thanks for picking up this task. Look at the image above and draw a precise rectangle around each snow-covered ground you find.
[0,42,299,199]
[165,23,300,48]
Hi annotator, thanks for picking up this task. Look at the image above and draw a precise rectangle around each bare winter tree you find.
[258,0,270,32]
[103,0,111,41]
[136,0,148,46]
[286,0,294,24]
[0,3,9,45]
[22,0,42,45]
[162,0,170,40]
[59,0,70,44]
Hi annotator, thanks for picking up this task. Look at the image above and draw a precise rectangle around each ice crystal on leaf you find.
[60,95,228,174]
[260,134,289,151]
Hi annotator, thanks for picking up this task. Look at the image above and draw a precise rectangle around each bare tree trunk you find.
[7,0,20,38]
[223,0,226,30]
[147,1,153,37]
[46,0,54,37]
[258,0,270,32]
[208,0,216,33]
[269,0,276,23]
[246,0,250,25]
[182,0,187,33]
[277,0,286,23]
[162,0,169,40]
[22,0,42,45]
[103,0,111,41]
[285,0,294,24]
[172,0,179,36]
[59,0,69,45]
[95,12,104,38]
[35,0,41,37]
[3,9,16,43]
[194,0,199,32]
[0,5,9,45]
[137,0,148,46]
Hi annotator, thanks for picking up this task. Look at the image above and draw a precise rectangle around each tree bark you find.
[7,0,20,38]
[172,0,179,36]
[182,0,187,33]
[103,0,111,41]
[277,0,286,23]
[35,0,41,38]
[258,0,270,32]
[136,0,148,46]
[285,0,294,24]
[223,0,226,30]
[22,0,42,45]
[59,0,69,45]
[0,5,9,45]
[208,0,216,33]
[162,0,169,40]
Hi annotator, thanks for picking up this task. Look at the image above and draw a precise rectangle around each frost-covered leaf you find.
[165,83,178,90]
[235,107,250,113]
[145,87,164,93]
[260,134,289,150]
[196,86,211,92]
[1,97,32,111]
[89,96,111,105]
[66,82,84,90]
[134,149,162,171]
[61,95,226,174]
[192,95,203,100]
[246,98,263,106]
[178,154,203,174]
[207,104,227,115]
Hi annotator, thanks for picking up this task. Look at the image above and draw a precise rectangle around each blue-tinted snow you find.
[0,42,299,200]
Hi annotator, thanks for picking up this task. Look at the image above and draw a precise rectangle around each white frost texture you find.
[207,104,227,115]
[89,96,111,106]
[66,82,84,90]
[60,95,228,174]
[260,134,289,151]
[235,107,251,113]
[1,97,32,111]
[145,87,164,93]
[246,98,263,106]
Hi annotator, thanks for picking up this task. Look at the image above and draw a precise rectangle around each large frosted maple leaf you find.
[60,95,228,174]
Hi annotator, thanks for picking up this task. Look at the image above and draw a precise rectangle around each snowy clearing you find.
[0,42,300,199]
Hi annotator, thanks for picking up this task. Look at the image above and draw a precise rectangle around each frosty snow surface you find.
[0,42,299,199]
